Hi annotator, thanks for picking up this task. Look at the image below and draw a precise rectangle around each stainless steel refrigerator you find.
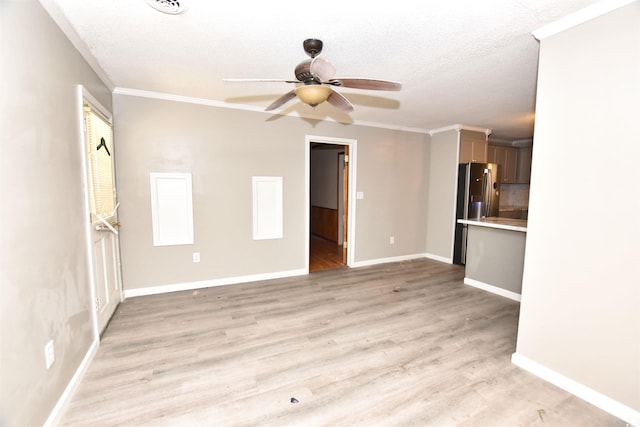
[453,162,501,265]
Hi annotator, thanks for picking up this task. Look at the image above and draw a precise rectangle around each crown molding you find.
[532,0,636,40]
[429,124,492,136]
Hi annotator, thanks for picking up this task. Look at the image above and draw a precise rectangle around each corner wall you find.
[0,2,112,425]
[514,2,640,423]
[425,129,459,262]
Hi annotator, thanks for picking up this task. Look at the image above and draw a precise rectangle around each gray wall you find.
[114,94,430,290]
[425,129,458,261]
[0,1,112,426]
[310,147,342,209]
[515,2,640,415]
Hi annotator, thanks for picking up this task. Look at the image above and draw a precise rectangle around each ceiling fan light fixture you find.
[295,85,332,108]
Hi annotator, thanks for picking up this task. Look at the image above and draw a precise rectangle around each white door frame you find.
[305,135,357,272]
[77,85,123,339]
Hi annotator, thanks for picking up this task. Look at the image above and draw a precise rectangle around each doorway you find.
[306,135,357,272]
[79,86,123,336]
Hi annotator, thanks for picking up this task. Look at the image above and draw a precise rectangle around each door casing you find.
[305,135,357,272]
[78,85,123,338]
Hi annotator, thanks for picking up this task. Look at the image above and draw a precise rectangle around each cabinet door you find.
[487,145,498,164]
[487,145,505,169]
[517,147,532,183]
[460,139,487,163]
[472,140,487,162]
[460,140,473,163]
[488,145,517,183]
[504,147,518,183]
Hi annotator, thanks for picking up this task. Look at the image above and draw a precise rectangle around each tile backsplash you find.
[500,183,530,208]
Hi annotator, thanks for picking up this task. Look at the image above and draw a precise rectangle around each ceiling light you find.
[294,85,332,108]
[145,0,186,15]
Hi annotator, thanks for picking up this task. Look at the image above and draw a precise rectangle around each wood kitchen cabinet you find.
[488,144,518,183]
[459,132,487,163]
[516,147,532,183]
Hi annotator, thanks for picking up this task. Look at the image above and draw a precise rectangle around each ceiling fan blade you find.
[224,78,298,83]
[328,78,402,91]
[265,90,297,111]
[310,56,336,82]
[326,91,354,113]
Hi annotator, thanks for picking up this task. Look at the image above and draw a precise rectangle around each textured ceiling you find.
[42,0,602,140]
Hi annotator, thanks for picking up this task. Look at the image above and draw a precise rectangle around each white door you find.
[82,95,122,334]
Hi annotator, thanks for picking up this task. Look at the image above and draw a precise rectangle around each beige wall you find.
[114,94,430,290]
[0,2,112,426]
[425,129,458,261]
[311,147,342,209]
[515,2,640,419]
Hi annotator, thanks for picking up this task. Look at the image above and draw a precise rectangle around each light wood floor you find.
[61,259,624,426]
[309,235,345,272]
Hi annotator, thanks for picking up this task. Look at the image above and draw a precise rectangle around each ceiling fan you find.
[224,39,402,113]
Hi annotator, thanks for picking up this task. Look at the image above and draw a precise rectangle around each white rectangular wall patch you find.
[150,172,194,246]
[252,176,283,240]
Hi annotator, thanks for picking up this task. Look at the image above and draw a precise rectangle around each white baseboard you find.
[464,277,521,302]
[424,252,453,264]
[350,253,429,268]
[512,353,640,426]
[44,338,99,427]
[124,268,307,298]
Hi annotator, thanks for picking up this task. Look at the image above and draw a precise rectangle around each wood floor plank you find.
[60,259,625,426]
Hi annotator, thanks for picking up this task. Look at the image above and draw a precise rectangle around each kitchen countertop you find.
[458,217,527,232]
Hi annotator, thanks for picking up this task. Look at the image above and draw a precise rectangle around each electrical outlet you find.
[44,340,55,369]
[389,236,395,245]
[193,252,200,263]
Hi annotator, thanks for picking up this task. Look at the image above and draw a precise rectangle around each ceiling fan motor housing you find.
[295,60,316,83]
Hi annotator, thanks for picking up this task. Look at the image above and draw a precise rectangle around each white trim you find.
[113,87,428,134]
[43,339,99,427]
[149,172,194,246]
[252,176,283,240]
[350,253,428,268]
[306,135,358,272]
[424,252,453,264]
[511,353,640,426]
[124,269,307,298]
[532,0,636,40]
[464,277,521,302]
[429,124,492,136]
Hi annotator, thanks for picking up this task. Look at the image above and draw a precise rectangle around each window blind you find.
[84,105,116,224]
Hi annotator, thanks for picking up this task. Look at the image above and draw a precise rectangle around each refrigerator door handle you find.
[485,169,492,216]
[481,169,488,217]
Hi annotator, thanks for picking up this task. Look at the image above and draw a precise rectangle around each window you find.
[84,104,117,225]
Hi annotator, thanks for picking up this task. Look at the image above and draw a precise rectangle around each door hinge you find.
[343,241,348,249]
[95,298,100,312]
[344,154,349,163]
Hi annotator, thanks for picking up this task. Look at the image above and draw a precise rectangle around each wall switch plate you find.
[193,252,200,263]
[44,340,55,369]
[389,236,395,245]
[356,192,364,200]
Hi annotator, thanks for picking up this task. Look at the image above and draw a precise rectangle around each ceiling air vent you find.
[145,0,186,15]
